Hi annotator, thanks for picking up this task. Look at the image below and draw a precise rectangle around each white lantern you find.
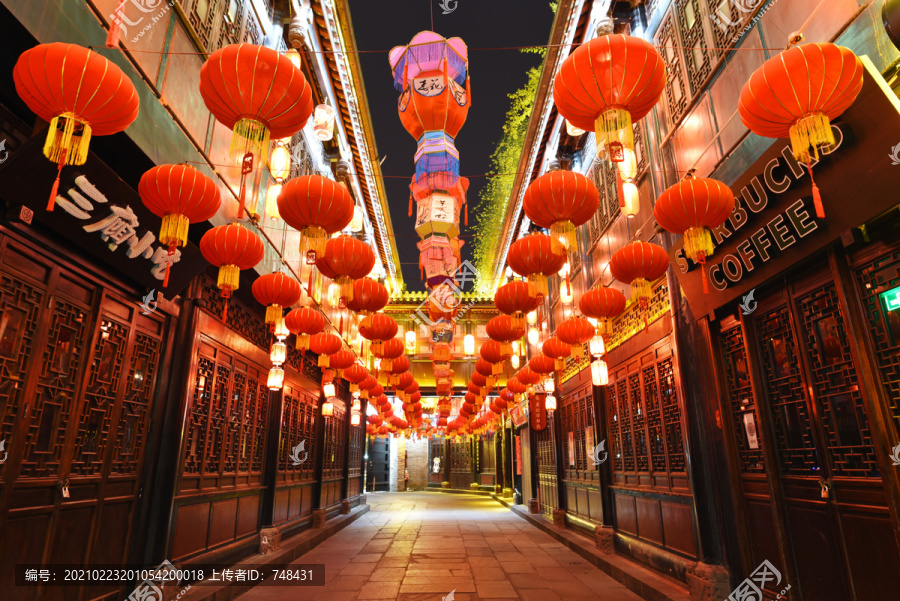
[527,327,540,346]
[265,183,282,221]
[313,104,336,141]
[622,182,639,218]
[322,400,334,416]
[545,395,557,411]
[543,377,555,393]
[464,334,475,356]
[406,330,417,353]
[285,49,302,70]
[565,119,585,137]
[351,413,361,425]
[267,367,284,390]
[617,147,638,182]
[323,381,336,398]
[591,359,609,386]
[270,341,287,365]
[274,317,290,341]
[590,335,606,357]
[269,142,291,181]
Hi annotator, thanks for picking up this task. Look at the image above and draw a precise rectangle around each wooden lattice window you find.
[560,383,594,473]
[322,402,346,480]
[280,386,318,482]
[721,321,765,474]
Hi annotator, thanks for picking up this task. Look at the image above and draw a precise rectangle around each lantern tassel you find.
[47,149,68,212]
[806,161,825,219]
[163,243,177,288]
[222,298,229,323]
[700,257,709,295]
[106,0,128,48]
[465,202,468,226]
[616,171,626,208]
[408,194,413,217]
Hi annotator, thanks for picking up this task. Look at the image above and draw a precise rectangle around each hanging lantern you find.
[269,141,291,181]
[541,336,571,371]
[405,330,417,353]
[316,235,376,305]
[284,307,326,353]
[591,359,609,386]
[654,177,735,293]
[351,413,361,426]
[543,377,556,394]
[739,43,862,218]
[610,241,670,329]
[523,170,599,257]
[313,104,336,141]
[579,286,627,338]
[328,349,356,376]
[529,354,556,376]
[557,316,594,359]
[323,381,337,398]
[273,316,290,341]
[511,355,520,369]
[545,395,557,411]
[322,400,334,416]
[252,272,303,329]
[199,223,265,322]
[527,310,538,325]
[270,341,287,365]
[507,234,567,300]
[138,164,220,286]
[553,34,665,158]
[310,332,342,367]
[267,367,285,390]
[359,313,399,355]
[463,333,475,356]
[590,336,606,357]
[346,278,389,316]
[13,43,140,211]
[344,363,370,393]
[278,175,355,265]
[265,184,282,220]
[494,281,539,331]
[373,338,405,372]
[560,283,574,305]
[621,182,639,218]
[565,119,585,137]
[199,44,313,159]
[480,340,507,370]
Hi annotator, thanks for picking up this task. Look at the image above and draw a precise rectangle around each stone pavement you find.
[237,491,643,600]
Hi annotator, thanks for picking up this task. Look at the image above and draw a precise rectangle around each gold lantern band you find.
[789,112,834,164]
[45,113,92,166]
[217,264,241,294]
[231,117,271,159]
[595,107,633,152]
[684,226,715,263]
[161,213,190,249]
[550,221,577,256]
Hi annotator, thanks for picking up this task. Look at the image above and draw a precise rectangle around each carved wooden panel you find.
[560,383,594,474]
[656,8,691,130]
[721,322,765,473]
[675,0,717,95]
[322,403,346,480]
[280,386,318,482]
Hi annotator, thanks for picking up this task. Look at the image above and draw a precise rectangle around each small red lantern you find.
[507,233,566,300]
[557,316,594,359]
[199,223,265,321]
[346,277,389,316]
[480,340,506,367]
[328,349,357,375]
[529,354,556,375]
[374,339,405,373]
[310,332,342,367]
[494,281,540,331]
[317,235,376,304]
[507,378,527,395]
[516,366,540,387]
[344,364,370,392]
[278,175,355,264]
[610,241,669,329]
[579,287,627,337]
[523,170,599,257]
[284,307,326,353]
[252,272,302,329]
[359,313,399,356]
[542,336,572,371]
[486,315,525,358]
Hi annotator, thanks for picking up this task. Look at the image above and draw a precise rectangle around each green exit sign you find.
[881,285,900,312]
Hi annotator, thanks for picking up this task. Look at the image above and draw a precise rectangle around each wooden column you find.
[312,391,326,510]
[260,387,284,527]
[341,394,352,503]
[592,383,614,525]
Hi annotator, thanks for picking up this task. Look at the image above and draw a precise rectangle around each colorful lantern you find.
[553,34,665,157]
[654,177,735,293]
[199,44,313,158]
[522,170,599,256]
[316,235,376,304]
[417,235,464,285]
[13,43,140,211]
[557,316,594,358]
[494,281,540,331]
[310,332,343,367]
[139,164,220,286]
[610,241,669,328]
[252,272,302,329]
[278,175,355,265]
[284,307,326,353]
[579,287,627,337]
[507,234,567,300]
[199,223,265,321]
[739,43,863,218]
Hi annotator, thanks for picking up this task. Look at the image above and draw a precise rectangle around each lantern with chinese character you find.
[199,223,265,321]
[278,175,355,265]
[610,241,669,328]
[13,43,140,211]
[739,43,862,218]
[507,234,567,300]
[310,332,342,367]
[417,235,464,286]
[139,164,220,286]
[654,177,735,293]
[316,235,375,305]
[494,281,540,331]
[541,336,571,371]
[579,286,626,338]
[553,34,665,159]
[313,104,336,141]
[199,44,313,159]
[522,170,599,257]
[284,307,326,353]
[252,272,302,329]
[359,313,398,355]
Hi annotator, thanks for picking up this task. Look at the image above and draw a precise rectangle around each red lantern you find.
[199,44,313,159]
[199,223,264,321]
[344,364,369,392]
[494,281,539,331]
[13,43,140,211]
[139,164,220,286]
[557,316,594,359]
[579,287,627,337]
[529,354,556,375]
[317,236,376,304]
[278,175,355,264]
[252,272,302,329]
[374,339,405,373]
[475,358,495,378]
[480,340,506,366]
[310,332,342,367]
[471,371,488,391]
[507,378,526,395]
[359,314,399,355]
[610,241,669,328]
[486,315,524,359]
[523,170,599,256]
[346,278,389,316]
[284,307,326,353]
[542,336,572,370]
[553,34,665,156]
[499,388,514,407]
[396,372,415,391]
[467,382,482,397]
[739,43,862,218]
[654,177,735,293]
[507,234,566,299]
[329,349,356,374]
[516,366,540,386]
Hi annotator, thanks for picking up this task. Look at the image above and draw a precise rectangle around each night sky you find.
[348,0,556,291]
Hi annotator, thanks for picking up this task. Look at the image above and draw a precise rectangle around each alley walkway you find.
[238,491,642,600]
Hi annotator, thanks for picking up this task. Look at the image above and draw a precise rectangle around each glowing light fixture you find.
[544,377,555,393]
[560,284,574,305]
[622,182,639,218]
[274,317,289,341]
[590,335,606,357]
[512,340,521,355]
[527,327,540,346]
[322,400,334,416]
[406,330,417,353]
[545,395,557,411]
[510,355,520,369]
[617,148,638,182]
[349,205,364,232]
[313,104,336,141]
[352,399,361,412]
[267,367,284,390]
[269,142,291,181]
[464,334,475,356]
[591,359,609,386]
[285,48,302,70]
[565,119,586,137]
[527,310,538,325]
[323,381,336,398]
[265,183,282,220]
[270,341,287,365]
[351,412,361,425]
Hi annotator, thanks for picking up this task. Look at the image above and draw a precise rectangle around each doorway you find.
[366,437,390,492]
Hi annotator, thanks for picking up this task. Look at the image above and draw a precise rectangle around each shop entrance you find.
[366,437,390,492]
[723,263,900,600]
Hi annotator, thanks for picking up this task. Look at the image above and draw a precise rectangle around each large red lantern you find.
[529,354,556,375]
[199,223,265,321]
[610,241,669,328]
[579,287,627,337]
[346,278,389,316]
[328,349,357,374]
[494,281,539,331]
[507,378,527,395]
[13,43,140,211]
[278,175,355,264]
[139,164,220,286]
[523,170,599,256]
[359,313,399,355]
[507,234,567,299]
[374,339,405,372]
[475,358,497,378]
[739,43,862,218]
[654,177,735,293]
[395,372,415,391]
[310,332,342,367]
[553,34,665,157]
[557,316,594,358]
[252,272,302,329]
[542,336,572,371]
[344,364,370,392]
[199,44,313,159]
[284,307,326,353]
[516,366,540,386]
[317,235,375,304]
[480,340,506,366]
[486,315,525,358]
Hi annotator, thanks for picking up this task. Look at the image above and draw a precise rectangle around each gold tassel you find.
[789,113,834,164]
[492,362,503,376]
[300,226,327,262]
[297,333,310,353]
[44,114,91,166]
[160,213,190,248]
[631,277,652,304]
[337,275,354,302]
[554,358,565,371]
[218,264,240,293]
[230,117,270,159]
[527,274,549,299]
[265,304,282,327]
[595,108,633,152]
[683,226,715,263]
[318,354,330,368]
[596,317,612,338]
[500,342,513,358]
[550,221,577,256]
[571,344,584,359]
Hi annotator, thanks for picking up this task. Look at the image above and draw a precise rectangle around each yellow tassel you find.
[596,317,612,337]
[571,344,584,359]
[683,226,715,263]
[218,264,240,293]
[631,278,652,303]
[595,108,633,152]
[527,274,549,299]
[297,333,310,352]
[318,354,330,367]
[550,221,577,256]
[350,383,358,393]
[300,226,327,262]
[160,213,190,248]
[492,362,503,376]
[337,275,354,302]
[554,358,565,371]
[230,117,270,159]
[44,114,91,166]
[265,304,282,327]
[500,342,513,358]
[789,113,834,164]
[361,389,369,400]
